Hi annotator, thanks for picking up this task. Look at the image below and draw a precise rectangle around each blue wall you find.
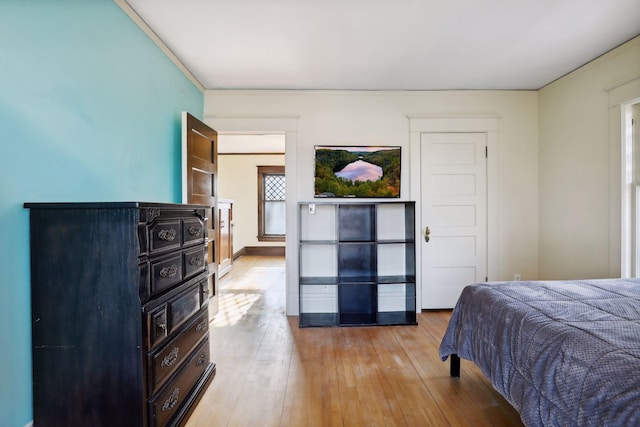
[0,1,203,425]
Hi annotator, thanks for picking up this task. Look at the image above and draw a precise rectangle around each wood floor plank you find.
[281,326,343,427]
[185,256,524,427]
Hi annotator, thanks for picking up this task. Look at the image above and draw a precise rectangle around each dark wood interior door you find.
[182,112,218,316]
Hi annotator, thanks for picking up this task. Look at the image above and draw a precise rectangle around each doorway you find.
[205,115,298,316]
[216,134,286,263]
[216,134,287,317]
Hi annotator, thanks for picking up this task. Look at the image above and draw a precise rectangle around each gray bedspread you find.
[439,278,640,426]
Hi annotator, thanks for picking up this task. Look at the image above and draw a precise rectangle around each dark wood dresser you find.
[24,202,216,427]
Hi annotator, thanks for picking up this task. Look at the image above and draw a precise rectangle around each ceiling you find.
[124,0,639,91]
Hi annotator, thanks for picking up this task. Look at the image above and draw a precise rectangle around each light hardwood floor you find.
[185,256,523,427]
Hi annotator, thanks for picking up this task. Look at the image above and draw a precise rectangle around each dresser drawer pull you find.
[160,264,178,278]
[196,350,208,367]
[188,225,202,236]
[195,319,208,333]
[158,229,177,241]
[156,322,167,333]
[189,256,203,267]
[161,388,180,412]
[161,347,180,368]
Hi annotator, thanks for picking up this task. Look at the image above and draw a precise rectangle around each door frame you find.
[409,116,498,310]
[204,116,300,315]
[610,76,640,278]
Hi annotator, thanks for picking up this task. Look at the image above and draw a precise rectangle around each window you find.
[258,166,285,241]
[623,102,640,276]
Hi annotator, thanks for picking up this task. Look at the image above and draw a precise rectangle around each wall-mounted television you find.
[314,145,401,198]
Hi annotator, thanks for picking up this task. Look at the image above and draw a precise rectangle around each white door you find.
[421,132,487,308]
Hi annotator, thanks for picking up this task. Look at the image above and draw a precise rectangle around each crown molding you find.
[114,0,205,93]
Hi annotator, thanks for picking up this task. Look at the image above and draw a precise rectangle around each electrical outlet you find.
[309,204,316,215]
[514,274,521,281]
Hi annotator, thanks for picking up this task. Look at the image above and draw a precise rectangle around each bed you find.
[439,278,640,426]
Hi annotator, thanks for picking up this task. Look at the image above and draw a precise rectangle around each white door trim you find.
[409,116,498,309]
[609,76,640,278]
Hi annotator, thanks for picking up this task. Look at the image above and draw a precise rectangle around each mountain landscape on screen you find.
[314,146,400,198]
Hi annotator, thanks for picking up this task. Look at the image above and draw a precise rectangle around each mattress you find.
[439,278,640,426]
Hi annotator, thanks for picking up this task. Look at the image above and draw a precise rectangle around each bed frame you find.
[449,354,460,377]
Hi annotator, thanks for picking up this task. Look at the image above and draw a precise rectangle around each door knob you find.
[424,226,430,242]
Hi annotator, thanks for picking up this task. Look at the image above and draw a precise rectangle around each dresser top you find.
[24,202,208,210]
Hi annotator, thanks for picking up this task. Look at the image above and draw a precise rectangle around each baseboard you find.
[233,247,247,259]
[24,421,33,427]
[234,246,285,258]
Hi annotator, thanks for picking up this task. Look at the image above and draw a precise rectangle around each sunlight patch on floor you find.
[211,290,261,327]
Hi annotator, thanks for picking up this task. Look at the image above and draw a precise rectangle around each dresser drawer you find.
[140,247,206,301]
[149,309,209,393]
[149,338,210,427]
[146,277,208,350]
[149,252,184,297]
[182,218,205,246]
[148,219,182,254]
[183,246,207,280]
[142,214,206,257]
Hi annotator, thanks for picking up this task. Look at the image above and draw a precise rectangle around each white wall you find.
[538,36,640,279]
[218,154,286,252]
[204,90,539,314]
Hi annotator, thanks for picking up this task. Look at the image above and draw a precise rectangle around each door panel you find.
[421,132,487,309]
[431,236,476,265]
[432,205,476,227]
[182,112,218,317]
[191,133,216,165]
[192,171,213,196]
[432,174,476,195]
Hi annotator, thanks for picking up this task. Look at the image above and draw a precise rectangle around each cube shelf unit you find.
[298,201,417,327]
